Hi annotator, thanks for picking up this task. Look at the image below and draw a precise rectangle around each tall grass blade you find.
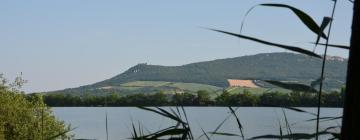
[208,132,240,137]
[212,115,231,135]
[180,106,194,140]
[156,107,187,124]
[149,128,189,139]
[210,107,239,138]
[311,77,324,88]
[281,109,293,138]
[131,122,138,139]
[278,121,283,140]
[175,107,183,120]
[138,122,143,138]
[305,116,342,122]
[310,42,349,49]
[265,80,318,93]
[208,28,322,58]
[260,4,328,39]
[282,106,317,116]
[324,126,340,132]
[200,127,211,140]
[136,127,187,139]
[239,5,256,34]
[315,17,332,47]
[137,107,186,124]
[228,107,245,140]
[330,132,340,139]
[170,107,182,121]
[313,17,331,53]
[249,131,331,140]
[291,116,342,126]
[105,112,109,140]
[240,4,328,39]
[137,106,166,117]
[315,1,337,139]
[138,126,176,138]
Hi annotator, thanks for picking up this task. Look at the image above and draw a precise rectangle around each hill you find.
[47,52,347,96]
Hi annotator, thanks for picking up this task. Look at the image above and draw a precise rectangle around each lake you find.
[53,107,342,140]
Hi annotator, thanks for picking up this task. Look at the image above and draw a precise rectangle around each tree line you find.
[40,89,344,107]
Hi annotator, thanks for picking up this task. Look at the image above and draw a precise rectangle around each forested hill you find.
[49,52,347,95]
[96,53,346,88]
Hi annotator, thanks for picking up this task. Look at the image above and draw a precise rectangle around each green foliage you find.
[0,76,72,140]
[259,92,292,106]
[215,90,260,106]
[42,89,343,107]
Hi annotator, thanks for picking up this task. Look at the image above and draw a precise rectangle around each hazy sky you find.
[0,0,353,93]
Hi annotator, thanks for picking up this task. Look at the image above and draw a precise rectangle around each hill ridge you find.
[48,52,347,95]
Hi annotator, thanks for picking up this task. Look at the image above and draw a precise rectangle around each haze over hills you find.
[47,52,347,96]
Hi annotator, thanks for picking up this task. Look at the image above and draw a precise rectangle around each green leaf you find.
[260,4,327,39]
[208,29,322,58]
[264,80,318,93]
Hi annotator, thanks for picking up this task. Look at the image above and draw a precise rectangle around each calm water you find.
[53,107,342,140]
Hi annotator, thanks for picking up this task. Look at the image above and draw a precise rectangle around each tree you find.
[150,91,169,106]
[172,92,196,106]
[215,90,231,106]
[195,90,212,106]
[0,74,72,139]
[238,91,259,106]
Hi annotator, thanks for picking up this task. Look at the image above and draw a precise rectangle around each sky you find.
[0,0,354,93]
